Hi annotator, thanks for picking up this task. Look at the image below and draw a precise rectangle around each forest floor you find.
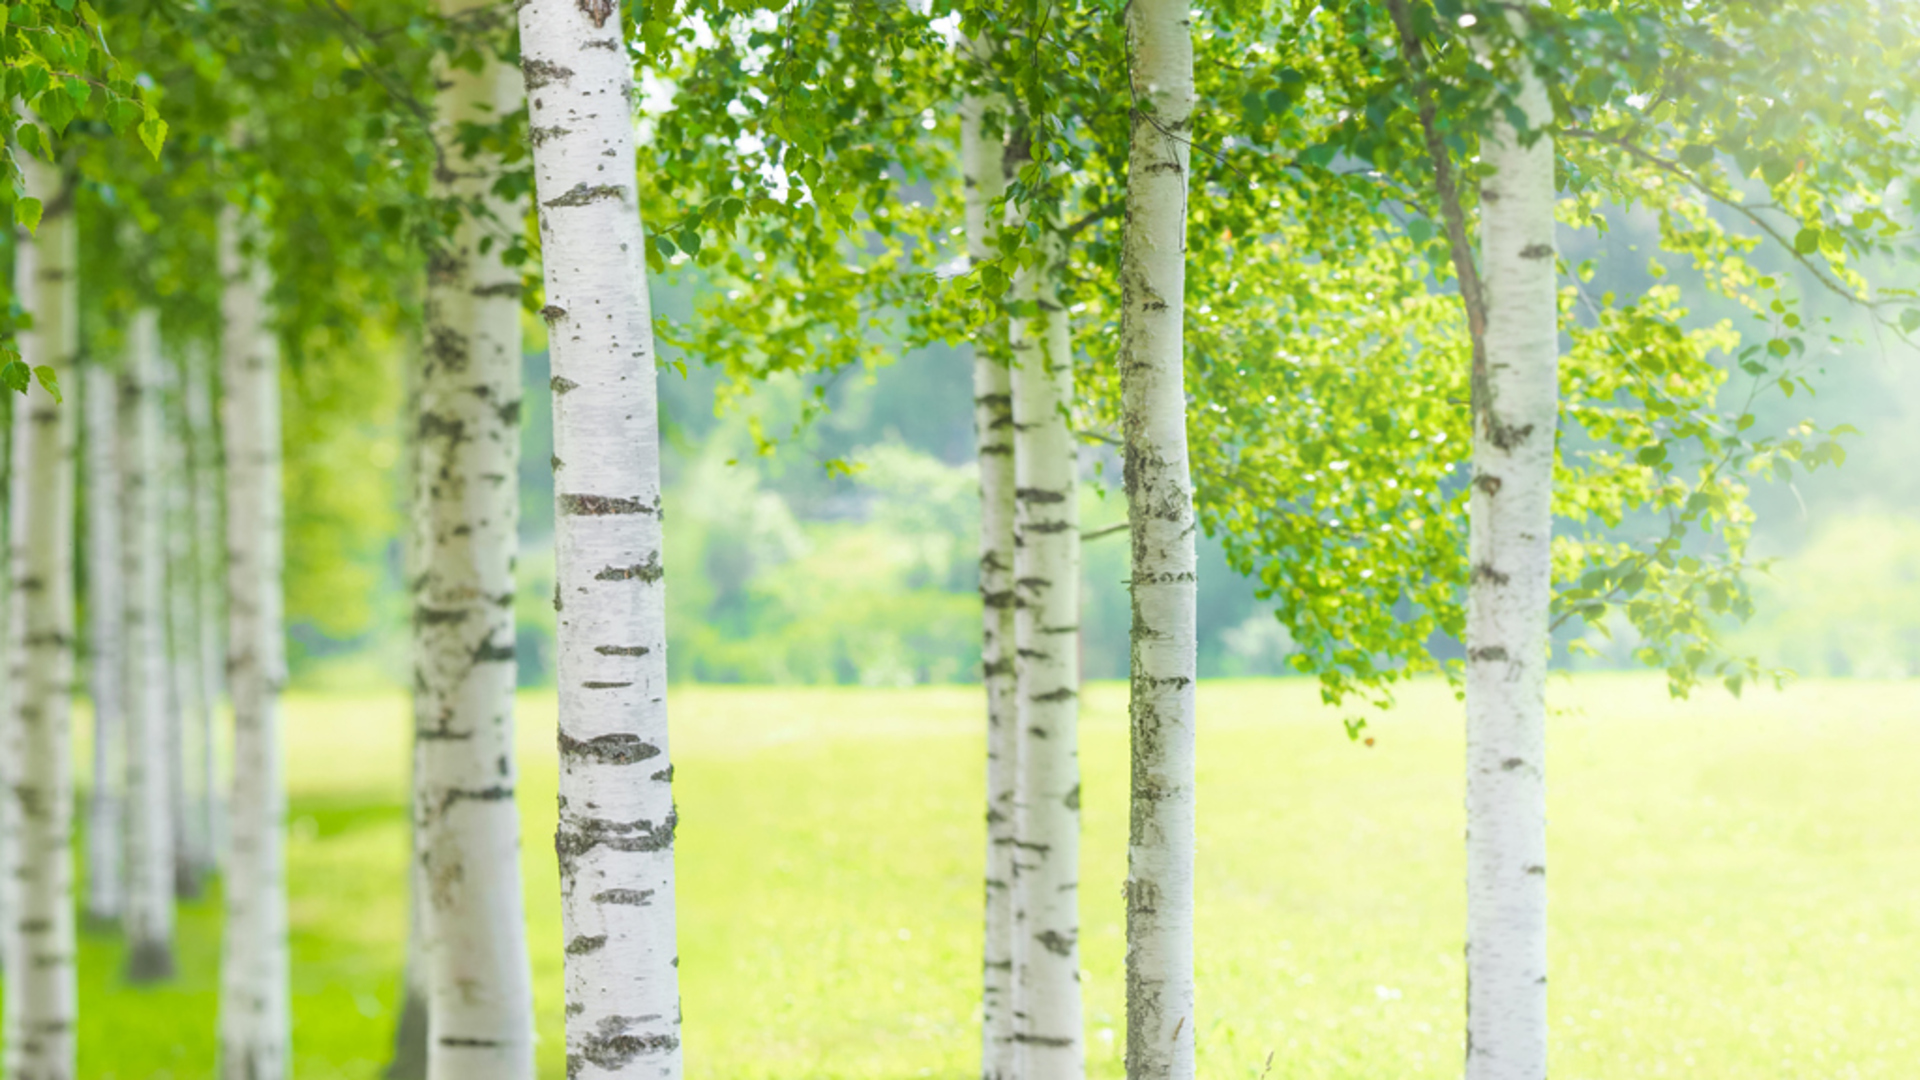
[27,674,1920,1078]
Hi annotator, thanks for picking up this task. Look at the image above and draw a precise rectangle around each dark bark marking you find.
[581,681,633,690]
[1501,758,1526,771]
[438,1036,506,1048]
[442,785,515,813]
[592,888,655,906]
[1519,243,1554,260]
[576,0,616,28]
[594,554,663,583]
[550,375,579,395]
[1470,563,1510,586]
[1032,687,1077,703]
[540,305,568,324]
[555,809,678,875]
[559,493,657,517]
[523,59,574,90]
[544,183,625,209]
[650,765,674,783]
[471,638,516,664]
[559,730,661,765]
[565,934,608,955]
[529,125,571,147]
[1469,646,1509,663]
[595,644,650,656]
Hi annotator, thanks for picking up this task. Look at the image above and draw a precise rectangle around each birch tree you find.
[219,207,290,1080]
[121,306,177,980]
[960,39,1020,1080]
[5,151,79,1080]
[183,344,221,884]
[164,346,207,897]
[1119,0,1197,1074]
[412,2,536,1074]
[518,1,682,1073]
[83,353,125,927]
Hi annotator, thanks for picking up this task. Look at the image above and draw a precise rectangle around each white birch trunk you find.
[414,7,536,1074]
[164,348,205,898]
[83,355,125,927]
[1119,0,1198,1073]
[5,154,80,1080]
[218,208,291,1080]
[961,49,1020,1080]
[1008,200,1082,1078]
[121,307,177,981]
[1463,22,1557,1080]
[184,343,223,878]
[518,3,681,1075]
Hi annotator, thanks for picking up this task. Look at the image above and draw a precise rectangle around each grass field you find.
[27,674,1920,1078]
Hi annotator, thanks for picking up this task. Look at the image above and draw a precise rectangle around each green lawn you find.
[29,674,1920,1078]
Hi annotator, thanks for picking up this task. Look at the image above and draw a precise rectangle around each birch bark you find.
[1118,0,1198,1074]
[184,344,222,877]
[6,153,79,1080]
[1007,185,1083,1078]
[83,355,125,927]
[1463,21,1557,1080]
[414,5,536,1074]
[121,307,177,980]
[218,207,290,1080]
[960,43,1019,1080]
[518,3,681,1075]
[164,348,205,898]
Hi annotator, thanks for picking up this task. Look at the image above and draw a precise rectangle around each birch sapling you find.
[414,2,537,1072]
[122,307,178,981]
[83,355,125,927]
[1463,16,1557,1079]
[6,152,80,1080]
[518,1,683,1074]
[1119,0,1199,1073]
[961,39,1020,1080]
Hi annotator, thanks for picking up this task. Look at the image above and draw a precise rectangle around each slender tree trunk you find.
[164,348,205,899]
[388,324,429,1080]
[1119,0,1198,1073]
[414,6,536,1075]
[185,343,223,878]
[1007,187,1083,1076]
[0,355,10,1074]
[218,207,290,1080]
[121,307,178,981]
[518,3,681,1073]
[5,154,80,1080]
[83,354,125,928]
[961,44,1020,1080]
[1463,21,1557,1080]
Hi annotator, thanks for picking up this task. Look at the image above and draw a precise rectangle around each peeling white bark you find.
[961,48,1020,1080]
[83,354,125,926]
[1119,0,1198,1074]
[1008,195,1082,1078]
[1463,22,1557,1080]
[218,207,290,1080]
[121,307,177,981]
[414,6,536,1075]
[5,154,79,1080]
[184,343,223,879]
[518,3,681,1075]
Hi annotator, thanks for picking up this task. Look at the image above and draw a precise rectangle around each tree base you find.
[174,863,204,901]
[383,987,429,1080]
[126,939,177,983]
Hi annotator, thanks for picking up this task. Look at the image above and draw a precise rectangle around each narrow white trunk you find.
[1463,25,1557,1080]
[961,56,1020,1080]
[184,344,223,878]
[1008,201,1082,1077]
[5,153,80,1080]
[518,3,681,1075]
[83,355,125,926]
[164,348,205,898]
[218,208,291,1080]
[1119,0,1198,1074]
[415,7,536,1075]
[385,837,431,1080]
[121,307,177,981]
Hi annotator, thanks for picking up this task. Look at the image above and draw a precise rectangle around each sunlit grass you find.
[20,674,1920,1077]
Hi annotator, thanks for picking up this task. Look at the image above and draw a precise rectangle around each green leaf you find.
[15,197,43,235]
[138,110,168,160]
[32,365,61,403]
[1635,445,1667,467]
[1677,143,1715,169]
[1899,309,1920,334]
[1,359,29,395]
[1793,227,1820,255]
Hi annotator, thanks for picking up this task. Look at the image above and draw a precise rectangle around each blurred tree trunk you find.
[412,4,536,1076]
[518,0,682,1073]
[5,153,80,1080]
[1007,175,1083,1077]
[185,341,223,879]
[164,346,206,898]
[961,38,1019,1080]
[122,307,177,981]
[1464,15,1557,1079]
[219,205,291,1080]
[1119,0,1198,1072]
[83,352,125,927]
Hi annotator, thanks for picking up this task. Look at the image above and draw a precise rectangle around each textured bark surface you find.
[164,347,205,899]
[184,344,223,878]
[83,356,125,927]
[6,154,79,1080]
[1463,28,1557,1080]
[121,308,178,982]
[519,3,681,1075]
[961,49,1019,1080]
[218,209,291,1080]
[1119,0,1198,1074]
[414,6,536,1075]
[1008,215,1083,1078]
